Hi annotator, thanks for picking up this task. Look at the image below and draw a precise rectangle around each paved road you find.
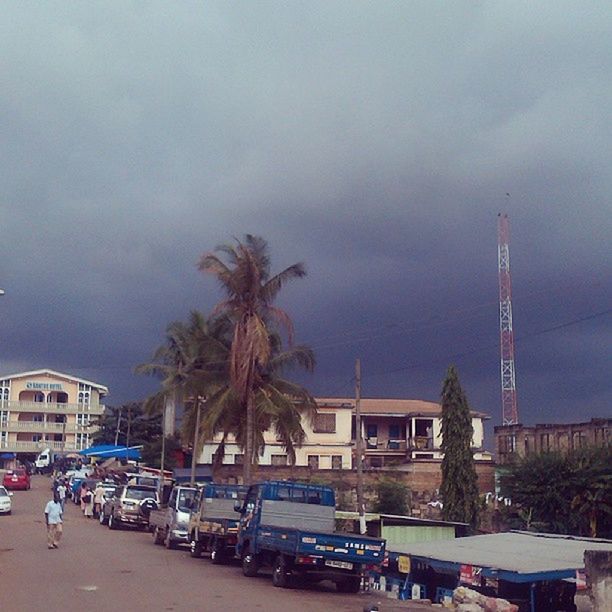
[0,475,432,612]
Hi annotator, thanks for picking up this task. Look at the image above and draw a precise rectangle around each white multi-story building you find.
[0,369,108,461]
[198,397,492,469]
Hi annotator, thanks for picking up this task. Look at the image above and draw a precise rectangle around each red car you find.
[3,468,31,491]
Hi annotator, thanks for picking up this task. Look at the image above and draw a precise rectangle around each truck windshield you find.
[177,490,195,512]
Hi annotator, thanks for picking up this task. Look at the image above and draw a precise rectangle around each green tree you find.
[199,234,313,483]
[92,402,161,447]
[439,365,480,528]
[200,329,317,472]
[141,434,181,470]
[501,446,611,537]
[374,478,410,515]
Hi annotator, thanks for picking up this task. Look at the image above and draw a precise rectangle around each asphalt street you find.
[0,475,432,612]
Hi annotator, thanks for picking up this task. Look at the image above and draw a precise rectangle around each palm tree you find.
[200,331,317,475]
[136,311,230,480]
[198,234,310,483]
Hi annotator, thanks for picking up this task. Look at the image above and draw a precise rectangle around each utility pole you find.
[355,359,366,535]
[126,404,132,451]
[114,407,122,446]
[159,403,166,501]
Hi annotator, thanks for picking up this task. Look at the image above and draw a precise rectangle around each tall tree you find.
[199,234,310,483]
[439,365,480,529]
[199,330,317,473]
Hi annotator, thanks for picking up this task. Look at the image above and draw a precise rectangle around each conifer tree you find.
[439,365,480,528]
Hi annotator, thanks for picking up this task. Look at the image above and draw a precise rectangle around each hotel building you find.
[0,369,108,461]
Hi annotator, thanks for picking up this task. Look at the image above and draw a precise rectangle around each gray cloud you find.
[1,2,610,428]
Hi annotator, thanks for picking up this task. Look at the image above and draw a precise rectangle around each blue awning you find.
[0,452,16,459]
[78,445,142,460]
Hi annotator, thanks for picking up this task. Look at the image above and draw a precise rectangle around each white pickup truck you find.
[149,485,198,549]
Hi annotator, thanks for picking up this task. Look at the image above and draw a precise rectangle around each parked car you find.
[0,486,13,514]
[3,468,31,491]
[104,485,159,530]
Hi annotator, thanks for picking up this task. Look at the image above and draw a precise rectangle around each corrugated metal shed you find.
[392,531,612,579]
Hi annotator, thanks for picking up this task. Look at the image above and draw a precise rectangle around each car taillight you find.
[296,555,318,565]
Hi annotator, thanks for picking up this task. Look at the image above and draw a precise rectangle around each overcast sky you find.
[1,2,610,434]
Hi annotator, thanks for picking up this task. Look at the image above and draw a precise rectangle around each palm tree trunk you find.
[243,358,256,485]
[190,398,201,486]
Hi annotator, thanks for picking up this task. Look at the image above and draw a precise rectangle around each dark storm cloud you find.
[1,2,610,428]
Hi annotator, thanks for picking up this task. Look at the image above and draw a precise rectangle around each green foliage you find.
[439,365,480,529]
[373,478,410,515]
[141,434,181,470]
[500,445,612,537]
[92,402,161,447]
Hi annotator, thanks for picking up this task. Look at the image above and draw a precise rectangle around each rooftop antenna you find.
[497,212,519,425]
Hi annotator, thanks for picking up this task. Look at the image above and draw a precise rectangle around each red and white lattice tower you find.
[497,213,519,425]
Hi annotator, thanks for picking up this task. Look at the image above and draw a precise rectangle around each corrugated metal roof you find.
[390,531,612,575]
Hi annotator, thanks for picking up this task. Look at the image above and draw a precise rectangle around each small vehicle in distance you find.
[105,485,159,530]
[0,485,13,514]
[3,468,31,491]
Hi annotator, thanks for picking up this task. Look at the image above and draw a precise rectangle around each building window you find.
[573,431,586,449]
[0,380,9,406]
[500,435,516,454]
[76,414,90,427]
[32,434,42,442]
[234,454,244,465]
[271,454,288,466]
[0,431,7,447]
[0,410,8,427]
[331,455,343,469]
[313,413,336,433]
[389,424,401,439]
[34,392,45,403]
[540,433,551,451]
[307,455,319,469]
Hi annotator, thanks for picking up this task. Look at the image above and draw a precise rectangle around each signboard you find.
[26,382,63,391]
[460,564,482,586]
[397,555,411,574]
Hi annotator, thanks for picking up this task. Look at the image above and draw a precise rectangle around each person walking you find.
[44,492,63,549]
[82,486,94,518]
[56,480,67,511]
[93,482,106,518]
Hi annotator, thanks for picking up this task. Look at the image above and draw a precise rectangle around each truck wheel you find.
[210,540,225,565]
[272,554,290,588]
[336,576,361,593]
[241,550,260,577]
[153,527,164,545]
[190,537,202,558]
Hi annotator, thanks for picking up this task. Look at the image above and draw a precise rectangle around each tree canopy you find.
[439,365,480,529]
[500,445,611,538]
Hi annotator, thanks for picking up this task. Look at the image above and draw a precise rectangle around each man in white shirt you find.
[44,492,63,549]
[56,481,67,511]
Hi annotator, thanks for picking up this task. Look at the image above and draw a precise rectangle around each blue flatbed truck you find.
[235,481,386,592]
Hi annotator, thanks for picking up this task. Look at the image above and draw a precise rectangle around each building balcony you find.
[1,421,93,434]
[1,400,105,415]
[362,438,407,454]
[0,440,80,452]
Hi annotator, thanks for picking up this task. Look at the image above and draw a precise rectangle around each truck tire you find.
[336,576,361,593]
[190,537,202,558]
[210,540,225,565]
[241,550,260,577]
[272,554,290,588]
[153,527,164,545]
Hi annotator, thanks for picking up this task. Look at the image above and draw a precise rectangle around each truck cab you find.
[150,485,197,549]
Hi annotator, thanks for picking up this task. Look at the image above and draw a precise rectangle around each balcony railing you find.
[0,440,81,452]
[0,400,105,415]
[1,421,93,433]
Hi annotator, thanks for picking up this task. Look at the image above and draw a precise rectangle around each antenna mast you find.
[497,213,519,425]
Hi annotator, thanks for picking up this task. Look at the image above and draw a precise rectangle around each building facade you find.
[495,418,611,465]
[199,397,492,469]
[0,369,108,460]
